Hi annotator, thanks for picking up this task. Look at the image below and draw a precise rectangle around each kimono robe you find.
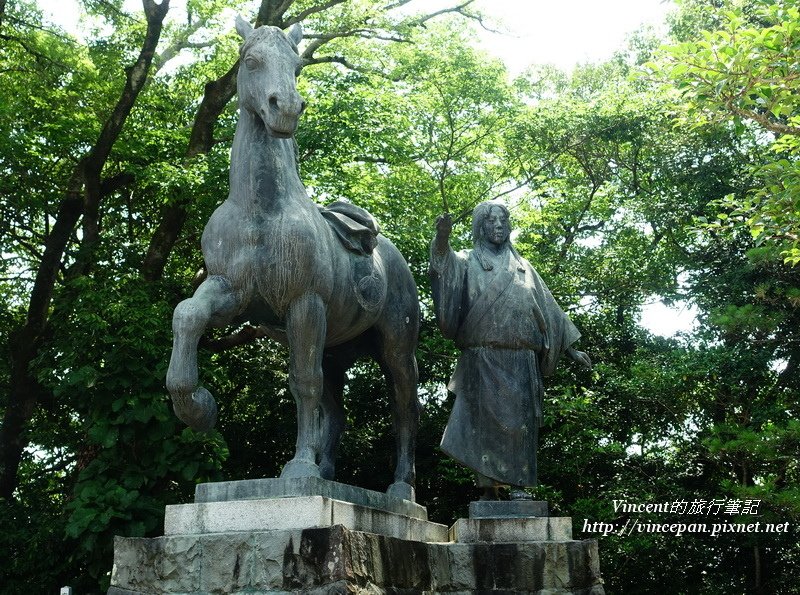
[430,241,581,486]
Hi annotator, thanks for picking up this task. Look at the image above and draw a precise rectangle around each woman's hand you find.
[567,348,592,370]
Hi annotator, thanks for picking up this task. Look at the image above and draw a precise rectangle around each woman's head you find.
[472,201,511,247]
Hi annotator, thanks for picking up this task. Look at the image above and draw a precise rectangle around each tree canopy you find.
[0,0,798,592]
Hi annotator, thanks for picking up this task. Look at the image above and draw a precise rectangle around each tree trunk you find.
[2,329,44,499]
[753,545,763,594]
[1,175,84,499]
[0,0,170,500]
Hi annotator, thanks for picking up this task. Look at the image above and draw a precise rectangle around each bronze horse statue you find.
[166,18,420,501]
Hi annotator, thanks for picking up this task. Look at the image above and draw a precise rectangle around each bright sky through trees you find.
[41,0,674,72]
[470,0,674,73]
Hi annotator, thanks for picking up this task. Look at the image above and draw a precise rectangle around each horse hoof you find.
[280,458,322,479]
[387,481,415,502]
[174,387,218,432]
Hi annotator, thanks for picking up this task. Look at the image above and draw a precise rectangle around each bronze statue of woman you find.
[430,201,591,499]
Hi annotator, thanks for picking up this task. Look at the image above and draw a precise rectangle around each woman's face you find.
[483,206,510,246]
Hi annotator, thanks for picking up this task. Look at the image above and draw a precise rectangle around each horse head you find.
[235,17,306,138]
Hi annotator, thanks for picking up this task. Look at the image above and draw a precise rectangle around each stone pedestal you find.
[108,480,604,594]
[450,516,572,543]
[469,500,549,519]
[164,495,447,543]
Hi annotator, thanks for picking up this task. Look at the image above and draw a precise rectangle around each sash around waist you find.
[456,338,544,352]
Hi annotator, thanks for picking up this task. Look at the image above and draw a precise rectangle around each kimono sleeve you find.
[529,264,582,377]
[429,242,469,341]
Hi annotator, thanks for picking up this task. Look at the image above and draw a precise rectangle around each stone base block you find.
[195,477,427,520]
[109,483,604,594]
[469,500,549,519]
[450,517,573,543]
[164,495,449,543]
[109,525,604,594]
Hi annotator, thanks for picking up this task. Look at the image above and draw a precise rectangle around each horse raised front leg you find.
[166,275,239,432]
[280,292,326,479]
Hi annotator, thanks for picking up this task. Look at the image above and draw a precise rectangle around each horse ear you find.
[287,23,303,46]
[235,15,254,39]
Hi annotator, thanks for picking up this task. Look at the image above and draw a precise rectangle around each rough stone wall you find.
[108,525,604,594]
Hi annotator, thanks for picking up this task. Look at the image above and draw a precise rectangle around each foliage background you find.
[0,0,798,592]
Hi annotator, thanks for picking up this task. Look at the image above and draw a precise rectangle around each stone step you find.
[195,476,427,520]
[164,495,450,543]
[450,516,573,543]
[469,499,549,518]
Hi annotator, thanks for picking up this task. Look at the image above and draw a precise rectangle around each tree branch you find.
[382,0,414,10]
[7,230,44,262]
[100,172,136,197]
[724,100,800,137]
[83,0,170,181]
[153,17,210,73]
[284,0,347,27]
[4,14,80,45]
[276,0,297,19]
[553,184,600,275]
[255,0,298,27]
[407,0,477,25]
[304,29,409,44]
[0,33,71,69]
[302,54,391,77]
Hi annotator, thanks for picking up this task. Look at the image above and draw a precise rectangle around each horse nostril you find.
[269,96,279,111]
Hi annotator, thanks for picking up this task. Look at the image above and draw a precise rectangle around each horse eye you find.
[245,56,260,70]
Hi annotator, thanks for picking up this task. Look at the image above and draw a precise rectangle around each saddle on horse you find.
[318,200,380,256]
[318,201,386,312]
